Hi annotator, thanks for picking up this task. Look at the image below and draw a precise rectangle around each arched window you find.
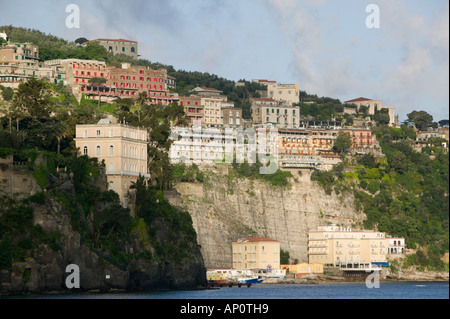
[83,146,88,155]
[96,146,101,156]
[131,47,135,53]
[109,145,114,156]
[109,181,114,191]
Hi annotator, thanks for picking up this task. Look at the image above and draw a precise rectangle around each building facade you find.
[267,82,300,105]
[74,117,150,207]
[43,58,109,99]
[232,237,281,270]
[308,224,405,268]
[106,63,176,104]
[277,128,341,170]
[85,38,138,59]
[222,107,243,129]
[179,95,204,124]
[0,42,40,87]
[344,97,397,126]
[250,97,300,129]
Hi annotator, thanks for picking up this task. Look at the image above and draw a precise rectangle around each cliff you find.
[172,166,365,269]
[0,154,206,294]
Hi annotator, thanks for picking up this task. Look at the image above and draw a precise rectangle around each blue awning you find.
[372,262,389,267]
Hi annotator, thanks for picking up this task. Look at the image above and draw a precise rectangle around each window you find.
[122,47,125,52]
[96,146,101,156]
[83,146,88,155]
[131,47,136,53]
[109,145,114,156]
[83,130,87,138]
[96,130,101,137]
[108,181,114,191]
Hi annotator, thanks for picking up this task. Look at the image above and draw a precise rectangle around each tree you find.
[407,110,433,131]
[391,152,408,173]
[75,37,88,46]
[88,77,107,109]
[334,131,352,153]
[438,119,449,127]
[358,153,377,169]
[373,109,390,125]
[1,86,14,101]
[12,77,50,118]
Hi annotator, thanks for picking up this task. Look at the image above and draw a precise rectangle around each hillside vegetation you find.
[311,125,449,271]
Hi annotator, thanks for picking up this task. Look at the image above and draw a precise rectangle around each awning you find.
[372,262,389,267]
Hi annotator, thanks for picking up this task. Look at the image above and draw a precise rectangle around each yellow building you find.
[232,237,280,270]
[281,263,323,275]
[308,224,405,268]
[75,116,150,207]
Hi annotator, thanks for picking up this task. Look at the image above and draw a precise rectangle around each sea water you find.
[4,281,448,299]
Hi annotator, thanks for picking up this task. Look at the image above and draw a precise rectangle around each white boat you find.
[252,268,286,279]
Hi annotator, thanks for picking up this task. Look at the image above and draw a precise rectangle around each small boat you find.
[237,277,264,284]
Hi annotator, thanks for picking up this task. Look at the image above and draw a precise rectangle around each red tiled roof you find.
[234,237,279,243]
[344,97,372,103]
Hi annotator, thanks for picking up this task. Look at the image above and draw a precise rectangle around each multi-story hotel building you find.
[43,58,109,99]
[74,117,150,207]
[179,95,204,125]
[308,224,405,269]
[232,237,281,271]
[84,38,138,59]
[0,42,40,87]
[106,63,176,105]
[277,128,341,170]
[202,97,224,128]
[250,97,300,129]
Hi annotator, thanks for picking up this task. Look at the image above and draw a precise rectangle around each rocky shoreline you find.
[259,270,449,285]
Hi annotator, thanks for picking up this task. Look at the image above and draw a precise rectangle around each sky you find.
[0,0,448,122]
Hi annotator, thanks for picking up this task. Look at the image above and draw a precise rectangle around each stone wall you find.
[0,154,38,199]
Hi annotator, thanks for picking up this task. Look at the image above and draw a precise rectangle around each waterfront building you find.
[281,263,324,277]
[308,224,405,269]
[232,237,281,271]
[74,116,150,207]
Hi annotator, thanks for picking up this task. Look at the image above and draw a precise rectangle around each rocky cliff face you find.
[0,162,206,294]
[172,167,365,269]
